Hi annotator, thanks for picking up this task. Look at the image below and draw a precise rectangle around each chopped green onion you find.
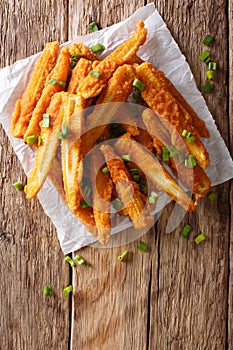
[63,285,73,296]
[89,21,99,32]
[185,155,196,168]
[206,70,214,80]
[43,284,52,296]
[202,83,213,93]
[91,43,105,54]
[58,125,71,139]
[71,54,80,62]
[38,135,42,146]
[150,191,158,199]
[122,154,131,162]
[118,250,128,261]
[187,135,196,143]
[73,254,85,265]
[178,153,184,163]
[208,62,217,71]
[129,168,140,174]
[58,80,66,88]
[49,78,57,85]
[194,233,206,244]
[80,199,90,208]
[70,61,76,69]
[89,70,101,78]
[207,191,216,201]
[205,57,212,65]
[132,174,140,182]
[133,79,145,91]
[182,129,191,138]
[133,89,141,102]
[113,198,122,210]
[137,241,148,252]
[102,167,109,174]
[139,179,147,192]
[202,35,214,46]
[64,256,75,267]
[42,114,50,128]
[162,147,170,161]
[13,181,23,191]
[84,185,91,197]
[26,135,36,144]
[180,224,191,238]
[149,196,156,204]
[199,50,210,62]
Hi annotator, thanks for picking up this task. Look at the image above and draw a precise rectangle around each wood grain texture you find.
[0,1,70,349]
[0,0,232,349]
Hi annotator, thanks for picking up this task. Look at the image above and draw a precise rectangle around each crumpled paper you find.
[0,3,233,254]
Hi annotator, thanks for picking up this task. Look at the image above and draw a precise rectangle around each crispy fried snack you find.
[11,42,59,138]
[155,70,210,138]
[114,135,197,212]
[77,20,147,99]
[114,104,139,136]
[67,58,93,94]
[90,152,113,244]
[136,62,210,169]
[24,47,70,143]
[69,42,97,62]
[24,92,66,199]
[142,109,211,200]
[100,144,153,230]
[60,94,86,213]
[81,64,136,155]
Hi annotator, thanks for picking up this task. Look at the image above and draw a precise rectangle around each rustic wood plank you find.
[151,1,230,349]
[228,0,233,348]
[0,1,70,349]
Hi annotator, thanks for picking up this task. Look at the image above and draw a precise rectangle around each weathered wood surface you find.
[0,1,232,350]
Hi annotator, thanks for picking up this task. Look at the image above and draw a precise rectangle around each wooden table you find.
[0,1,232,349]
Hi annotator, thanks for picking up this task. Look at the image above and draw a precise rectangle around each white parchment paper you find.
[0,3,233,254]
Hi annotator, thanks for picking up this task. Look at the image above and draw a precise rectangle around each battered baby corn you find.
[136,62,210,169]
[81,64,136,155]
[77,20,147,99]
[24,47,70,143]
[114,136,197,212]
[100,144,154,230]
[67,58,93,94]
[11,41,59,138]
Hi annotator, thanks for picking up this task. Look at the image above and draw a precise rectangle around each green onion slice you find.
[49,78,57,85]
[89,21,99,32]
[89,70,101,78]
[181,224,191,238]
[137,241,148,252]
[202,83,213,93]
[207,191,216,201]
[113,198,122,210]
[133,89,141,102]
[63,285,73,296]
[64,256,75,267]
[42,114,50,128]
[58,125,71,139]
[133,79,145,91]
[194,233,206,244]
[102,167,109,174]
[118,250,128,261]
[58,80,66,88]
[38,135,42,146]
[13,181,23,191]
[187,135,196,143]
[132,174,140,182]
[162,147,170,161]
[73,254,86,265]
[206,70,214,80]
[182,129,191,138]
[129,168,140,174]
[202,35,214,46]
[122,154,131,162]
[43,284,52,296]
[91,43,105,54]
[208,62,217,71]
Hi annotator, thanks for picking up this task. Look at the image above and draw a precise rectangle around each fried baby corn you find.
[77,20,147,99]
[90,152,113,244]
[69,42,96,62]
[100,144,153,230]
[114,136,197,212]
[81,64,136,155]
[142,109,210,199]
[24,47,70,143]
[60,94,86,213]
[67,58,93,94]
[24,92,65,199]
[11,42,59,138]
[136,62,210,169]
